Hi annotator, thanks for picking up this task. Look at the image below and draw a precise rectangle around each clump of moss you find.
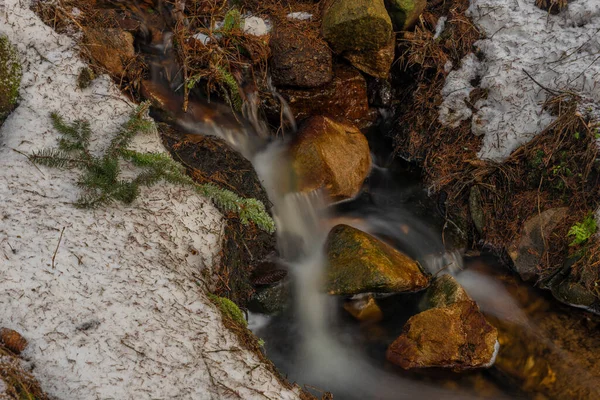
[0,35,22,125]
[77,67,96,89]
[208,293,247,327]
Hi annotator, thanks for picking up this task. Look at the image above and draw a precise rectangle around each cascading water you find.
[130,6,599,398]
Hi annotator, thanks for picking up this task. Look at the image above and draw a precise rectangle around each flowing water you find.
[100,2,600,398]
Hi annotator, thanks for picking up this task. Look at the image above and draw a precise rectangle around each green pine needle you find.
[30,103,275,233]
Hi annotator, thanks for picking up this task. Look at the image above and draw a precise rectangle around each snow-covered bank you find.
[0,1,299,398]
[441,0,600,161]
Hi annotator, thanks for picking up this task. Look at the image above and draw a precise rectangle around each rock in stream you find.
[290,116,371,200]
[325,224,429,295]
[386,275,499,371]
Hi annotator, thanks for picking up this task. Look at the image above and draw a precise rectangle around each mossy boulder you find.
[322,0,393,53]
[385,0,427,31]
[0,35,22,125]
[325,224,429,295]
[344,33,396,79]
[290,116,371,200]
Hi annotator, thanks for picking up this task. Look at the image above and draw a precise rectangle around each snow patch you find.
[192,32,211,45]
[439,53,482,128]
[439,0,600,161]
[433,16,447,40]
[287,12,313,21]
[244,16,271,36]
[0,1,299,399]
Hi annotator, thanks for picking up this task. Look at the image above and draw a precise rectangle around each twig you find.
[522,68,561,96]
[52,227,65,269]
[11,148,46,176]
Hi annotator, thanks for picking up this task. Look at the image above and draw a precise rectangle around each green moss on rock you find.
[208,294,247,327]
[0,35,22,125]
[385,0,427,31]
[326,224,430,295]
[322,0,392,53]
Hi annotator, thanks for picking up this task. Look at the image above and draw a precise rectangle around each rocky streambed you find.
[2,0,600,398]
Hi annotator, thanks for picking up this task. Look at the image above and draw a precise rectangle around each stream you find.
[88,1,600,398]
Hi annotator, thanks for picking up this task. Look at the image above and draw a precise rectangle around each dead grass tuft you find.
[0,345,48,400]
[535,0,569,14]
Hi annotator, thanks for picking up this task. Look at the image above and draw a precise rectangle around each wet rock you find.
[290,116,371,200]
[83,28,135,76]
[386,300,499,371]
[343,294,384,323]
[277,64,369,123]
[508,208,569,281]
[367,78,393,108]
[0,35,22,125]
[420,274,471,310]
[270,23,332,88]
[385,0,427,31]
[551,278,596,309]
[322,0,393,53]
[249,280,291,315]
[326,224,429,295]
[469,186,485,236]
[344,33,395,79]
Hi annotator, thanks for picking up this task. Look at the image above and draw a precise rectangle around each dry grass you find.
[535,0,569,14]
[0,346,48,400]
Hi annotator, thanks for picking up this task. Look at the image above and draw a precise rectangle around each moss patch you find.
[0,35,22,125]
[208,294,247,327]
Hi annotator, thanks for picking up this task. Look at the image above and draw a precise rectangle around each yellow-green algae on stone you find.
[322,0,393,53]
[0,35,22,124]
[325,224,429,295]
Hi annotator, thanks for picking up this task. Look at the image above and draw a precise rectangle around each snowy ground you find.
[0,1,299,399]
[440,0,600,161]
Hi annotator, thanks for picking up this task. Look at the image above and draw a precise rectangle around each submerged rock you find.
[385,0,427,31]
[343,294,384,323]
[550,276,597,309]
[489,274,600,400]
[277,64,370,124]
[290,116,371,200]
[0,35,22,125]
[326,224,429,295]
[386,300,499,371]
[344,33,395,79]
[83,28,135,77]
[270,23,332,88]
[322,0,393,53]
[508,207,568,281]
